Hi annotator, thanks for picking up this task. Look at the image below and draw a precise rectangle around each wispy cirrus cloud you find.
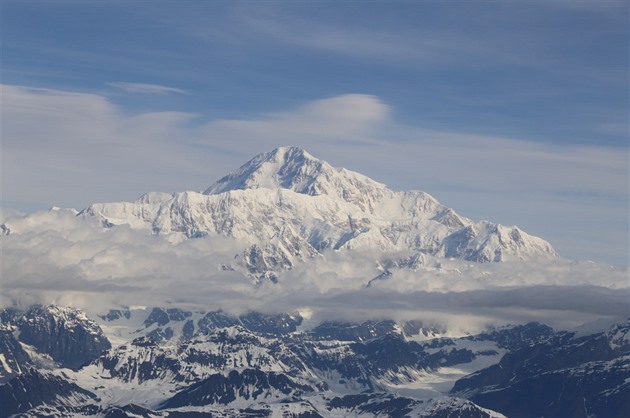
[108,82,188,95]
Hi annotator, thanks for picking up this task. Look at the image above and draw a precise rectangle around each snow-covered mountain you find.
[451,318,630,418]
[2,147,627,417]
[80,146,557,280]
[1,304,627,418]
[0,306,111,383]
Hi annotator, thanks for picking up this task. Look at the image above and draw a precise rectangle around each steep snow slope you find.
[204,146,392,213]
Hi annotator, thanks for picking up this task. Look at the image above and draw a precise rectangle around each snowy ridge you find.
[3,304,627,417]
[71,306,529,413]
[607,318,630,351]
[450,318,630,417]
[79,146,557,279]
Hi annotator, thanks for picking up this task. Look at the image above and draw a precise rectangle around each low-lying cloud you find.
[1,209,627,332]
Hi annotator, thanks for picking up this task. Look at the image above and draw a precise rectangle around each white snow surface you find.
[80,146,557,272]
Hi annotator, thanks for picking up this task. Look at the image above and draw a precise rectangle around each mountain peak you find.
[203,147,388,211]
[250,146,318,167]
[203,146,324,195]
[271,145,314,160]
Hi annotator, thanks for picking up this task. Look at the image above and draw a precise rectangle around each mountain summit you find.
[81,146,558,280]
[205,146,333,195]
[204,146,389,212]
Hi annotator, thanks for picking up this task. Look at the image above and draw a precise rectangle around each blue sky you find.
[1,1,628,265]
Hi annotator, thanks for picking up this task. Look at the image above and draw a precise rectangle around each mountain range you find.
[0,304,627,417]
[0,146,627,417]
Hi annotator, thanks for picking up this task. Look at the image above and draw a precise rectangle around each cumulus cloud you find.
[108,82,188,95]
[1,209,252,313]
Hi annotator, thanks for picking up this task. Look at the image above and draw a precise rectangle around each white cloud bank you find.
[0,84,627,265]
[1,209,627,332]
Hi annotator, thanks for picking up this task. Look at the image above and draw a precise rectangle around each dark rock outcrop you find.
[1,305,111,370]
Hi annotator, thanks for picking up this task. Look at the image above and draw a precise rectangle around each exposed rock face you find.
[0,325,31,383]
[99,309,131,322]
[159,369,315,408]
[2,303,627,417]
[420,398,506,418]
[328,394,505,418]
[451,318,630,418]
[463,322,556,351]
[0,368,96,417]
[0,305,111,370]
[308,320,399,341]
